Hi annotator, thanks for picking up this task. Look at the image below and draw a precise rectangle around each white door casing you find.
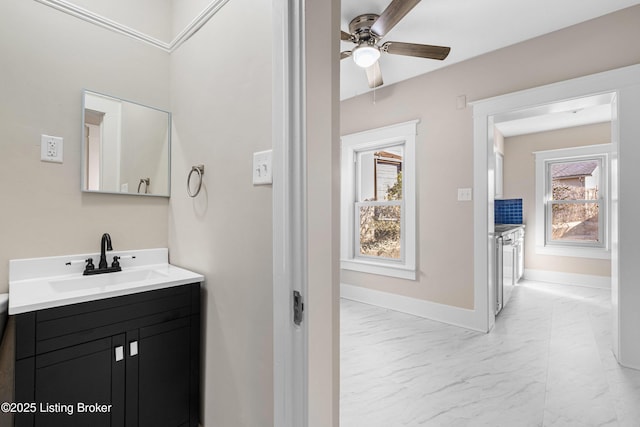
[472,64,640,369]
[272,0,308,426]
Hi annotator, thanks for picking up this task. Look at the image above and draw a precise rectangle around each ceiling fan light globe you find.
[353,45,380,68]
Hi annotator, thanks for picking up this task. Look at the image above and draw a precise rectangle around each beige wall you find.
[503,123,611,277]
[71,0,173,41]
[167,0,274,424]
[494,128,505,155]
[0,0,170,292]
[340,5,640,309]
[306,0,341,425]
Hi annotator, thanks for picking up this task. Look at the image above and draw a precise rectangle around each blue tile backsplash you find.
[495,198,523,224]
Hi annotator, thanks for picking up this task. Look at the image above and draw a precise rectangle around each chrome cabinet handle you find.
[115,346,124,362]
[130,341,139,357]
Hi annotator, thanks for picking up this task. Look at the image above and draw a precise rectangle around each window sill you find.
[341,259,416,280]
[535,245,610,260]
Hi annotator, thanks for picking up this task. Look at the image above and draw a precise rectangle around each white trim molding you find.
[341,120,418,280]
[523,269,611,290]
[34,0,231,53]
[533,144,612,260]
[341,283,485,333]
[272,0,307,424]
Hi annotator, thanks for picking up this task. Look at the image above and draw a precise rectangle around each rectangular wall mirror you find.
[82,90,171,197]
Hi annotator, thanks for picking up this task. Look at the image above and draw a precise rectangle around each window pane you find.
[357,146,403,201]
[359,205,401,259]
[550,202,599,242]
[375,158,402,201]
[551,160,600,200]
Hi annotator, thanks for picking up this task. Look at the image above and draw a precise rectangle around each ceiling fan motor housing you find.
[349,14,381,42]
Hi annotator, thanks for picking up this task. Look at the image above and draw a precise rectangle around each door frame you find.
[272,0,308,426]
[471,64,640,368]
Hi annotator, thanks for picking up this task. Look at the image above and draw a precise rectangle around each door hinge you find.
[293,290,304,325]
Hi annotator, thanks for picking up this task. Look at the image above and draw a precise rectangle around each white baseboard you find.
[523,269,611,289]
[340,283,485,332]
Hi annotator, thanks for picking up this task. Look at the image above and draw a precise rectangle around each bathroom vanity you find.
[9,249,203,427]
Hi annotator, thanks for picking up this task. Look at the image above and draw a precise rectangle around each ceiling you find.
[494,100,612,138]
[340,0,640,100]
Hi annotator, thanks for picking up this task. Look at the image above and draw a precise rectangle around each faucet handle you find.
[112,255,136,268]
[84,258,95,272]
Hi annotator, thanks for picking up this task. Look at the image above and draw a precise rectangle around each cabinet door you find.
[135,318,191,427]
[33,335,125,427]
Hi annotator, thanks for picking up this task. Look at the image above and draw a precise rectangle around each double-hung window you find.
[534,144,611,259]
[341,120,417,280]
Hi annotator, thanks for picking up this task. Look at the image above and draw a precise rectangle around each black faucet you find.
[99,233,113,269]
[83,233,122,275]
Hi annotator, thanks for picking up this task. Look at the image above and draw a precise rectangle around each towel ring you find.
[187,165,204,197]
[137,178,150,194]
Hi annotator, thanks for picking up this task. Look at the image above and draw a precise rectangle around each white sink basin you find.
[9,249,204,315]
[49,268,168,292]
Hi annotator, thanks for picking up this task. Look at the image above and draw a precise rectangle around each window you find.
[341,121,417,279]
[535,144,611,259]
[356,148,403,260]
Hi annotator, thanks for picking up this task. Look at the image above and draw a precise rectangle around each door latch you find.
[293,290,304,326]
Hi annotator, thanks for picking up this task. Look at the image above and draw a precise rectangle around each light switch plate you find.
[41,134,63,163]
[458,188,473,201]
[456,95,467,110]
[253,149,273,185]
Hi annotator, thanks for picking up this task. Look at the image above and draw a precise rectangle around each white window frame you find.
[341,120,418,280]
[534,144,611,259]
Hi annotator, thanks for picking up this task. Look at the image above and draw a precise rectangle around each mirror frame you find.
[81,89,172,197]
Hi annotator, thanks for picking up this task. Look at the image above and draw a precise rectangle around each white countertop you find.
[8,248,204,315]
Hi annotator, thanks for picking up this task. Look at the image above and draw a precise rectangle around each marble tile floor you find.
[340,280,640,427]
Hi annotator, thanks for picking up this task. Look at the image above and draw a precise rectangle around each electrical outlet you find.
[457,188,473,201]
[41,134,63,163]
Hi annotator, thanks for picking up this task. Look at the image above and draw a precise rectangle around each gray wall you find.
[0,0,170,291]
[0,0,290,424]
[167,0,275,424]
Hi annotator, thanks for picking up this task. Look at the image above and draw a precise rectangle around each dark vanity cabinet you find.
[14,283,200,427]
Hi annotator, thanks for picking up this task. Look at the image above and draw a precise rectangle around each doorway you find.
[492,95,613,315]
[471,64,640,367]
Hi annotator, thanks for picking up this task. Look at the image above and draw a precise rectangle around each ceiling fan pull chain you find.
[373,66,377,105]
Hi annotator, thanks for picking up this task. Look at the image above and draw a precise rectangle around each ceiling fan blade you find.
[382,41,450,60]
[340,51,352,60]
[365,61,383,88]
[371,0,421,37]
[341,31,352,41]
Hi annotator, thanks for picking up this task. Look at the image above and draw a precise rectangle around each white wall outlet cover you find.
[41,134,63,163]
[253,149,273,185]
[457,187,473,201]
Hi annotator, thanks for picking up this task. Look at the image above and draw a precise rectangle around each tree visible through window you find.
[357,149,403,259]
[535,144,609,258]
[547,158,603,245]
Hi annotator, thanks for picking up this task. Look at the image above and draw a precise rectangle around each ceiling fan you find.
[341,0,451,88]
